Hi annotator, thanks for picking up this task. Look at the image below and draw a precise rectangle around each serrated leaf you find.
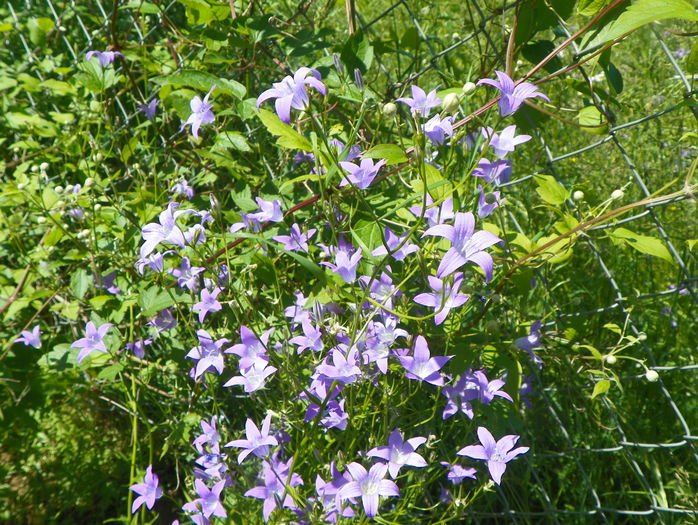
[591,379,611,399]
[535,174,570,205]
[257,109,312,151]
[608,227,673,263]
[70,268,90,300]
[152,70,245,99]
[362,144,407,165]
[97,362,124,381]
[585,0,698,50]
[138,286,178,317]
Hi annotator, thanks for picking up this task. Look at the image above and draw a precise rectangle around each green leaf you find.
[97,362,124,381]
[577,106,608,134]
[70,268,90,300]
[585,0,698,50]
[522,41,563,74]
[591,379,611,399]
[608,227,673,263]
[43,228,64,247]
[152,70,246,99]
[257,109,312,151]
[687,239,698,251]
[339,30,374,74]
[283,250,326,281]
[138,286,178,317]
[214,131,251,152]
[535,174,570,205]
[686,39,698,74]
[578,0,613,16]
[362,144,407,165]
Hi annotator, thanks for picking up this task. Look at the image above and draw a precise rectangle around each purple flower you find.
[359,270,402,310]
[169,257,205,291]
[192,286,222,323]
[396,85,442,117]
[140,202,194,258]
[441,371,479,419]
[96,271,120,295]
[363,316,408,374]
[244,455,304,522]
[367,428,428,479]
[225,326,273,370]
[147,308,177,332]
[256,67,326,124]
[457,426,529,485]
[471,158,512,185]
[15,325,42,348]
[223,360,277,392]
[315,463,356,522]
[190,479,227,518]
[413,273,469,325]
[193,416,221,454]
[126,338,152,359]
[129,465,163,513]
[398,335,452,386]
[439,462,477,484]
[477,185,505,218]
[231,198,284,233]
[138,99,159,120]
[477,70,550,117]
[85,50,123,67]
[483,125,531,158]
[471,369,513,405]
[225,414,279,463]
[520,374,534,408]
[371,227,419,261]
[674,48,689,59]
[339,462,399,518]
[289,318,324,354]
[424,114,454,145]
[515,321,544,369]
[409,195,454,228]
[423,211,502,280]
[195,451,229,482]
[71,321,113,363]
[186,329,229,380]
[315,346,362,385]
[181,86,216,141]
[170,178,195,200]
[273,223,316,252]
[338,158,387,190]
[321,242,362,283]
[135,251,171,275]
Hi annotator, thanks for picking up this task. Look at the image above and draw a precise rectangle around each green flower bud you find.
[382,102,397,117]
[442,92,460,113]
[645,370,659,382]
[462,82,476,95]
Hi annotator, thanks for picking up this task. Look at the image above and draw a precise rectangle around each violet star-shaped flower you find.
[223,360,277,393]
[256,66,326,124]
[396,85,442,117]
[338,158,387,190]
[321,243,362,283]
[244,455,304,522]
[439,462,477,484]
[169,256,205,291]
[398,335,452,386]
[147,307,177,332]
[190,479,227,518]
[424,114,454,145]
[225,414,279,463]
[339,462,399,518]
[359,270,402,310]
[414,273,469,325]
[477,185,505,218]
[170,177,194,199]
[85,50,123,67]
[15,325,42,348]
[363,316,407,374]
[193,416,221,455]
[515,320,544,369]
[457,426,529,485]
[441,371,479,419]
[410,195,454,228]
[315,346,362,385]
[192,287,222,324]
[181,86,216,141]
[135,251,170,275]
[186,329,229,379]
[372,227,419,261]
[71,321,113,363]
[138,98,159,120]
[273,223,316,252]
[315,462,356,522]
[423,211,502,280]
[289,318,324,354]
[126,338,152,359]
[367,428,428,479]
[483,125,531,158]
[140,202,194,258]
[471,369,513,405]
[471,158,512,185]
[225,325,273,370]
[477,70,550,117]
[129,464,163,513]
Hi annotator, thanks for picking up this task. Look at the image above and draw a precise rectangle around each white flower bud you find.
[645,369,659,382]
[382,102,397,117]
[611,189,624,200]
[604,355,617,365]
[573,190,585,201]
[462,82,476,95]
[54,186,64,194]
[84,177,95,187]
[93,153,103,162]
[40,162,49,172]
[451,32,461,41]
[17,183,26,190]
[637,332,647,341]
[94,203,102,211]
[31,165,39,173]
[132,163,140,170]
[65,184,74,193]
[442,92,460,113]
[55,200,65,208]
[37,216,46,224]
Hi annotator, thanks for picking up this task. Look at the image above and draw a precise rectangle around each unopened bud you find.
[54,186,64,194]
[94,203,102,211]
[40,162,49,172]
[637,332,647,341]
[462,82,476,95]
[645,369,659,382]
[17,183,26,190]
[37,216,46,224]
[611,189,624,200]
[31,165,39,173]
[451,32,461,41]
[65,184,74,193]
[333,54,345,76]
[89,100,101,113]
[573,190,585,201]
[84,177,95,187]
[353,68,364,91]
[604,355,617,365]
[382,102,397,117]
[442,92,460,113]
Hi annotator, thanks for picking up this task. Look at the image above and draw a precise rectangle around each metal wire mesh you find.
[3,0,696,522]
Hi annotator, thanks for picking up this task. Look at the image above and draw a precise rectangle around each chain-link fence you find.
[2,0,696,522]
